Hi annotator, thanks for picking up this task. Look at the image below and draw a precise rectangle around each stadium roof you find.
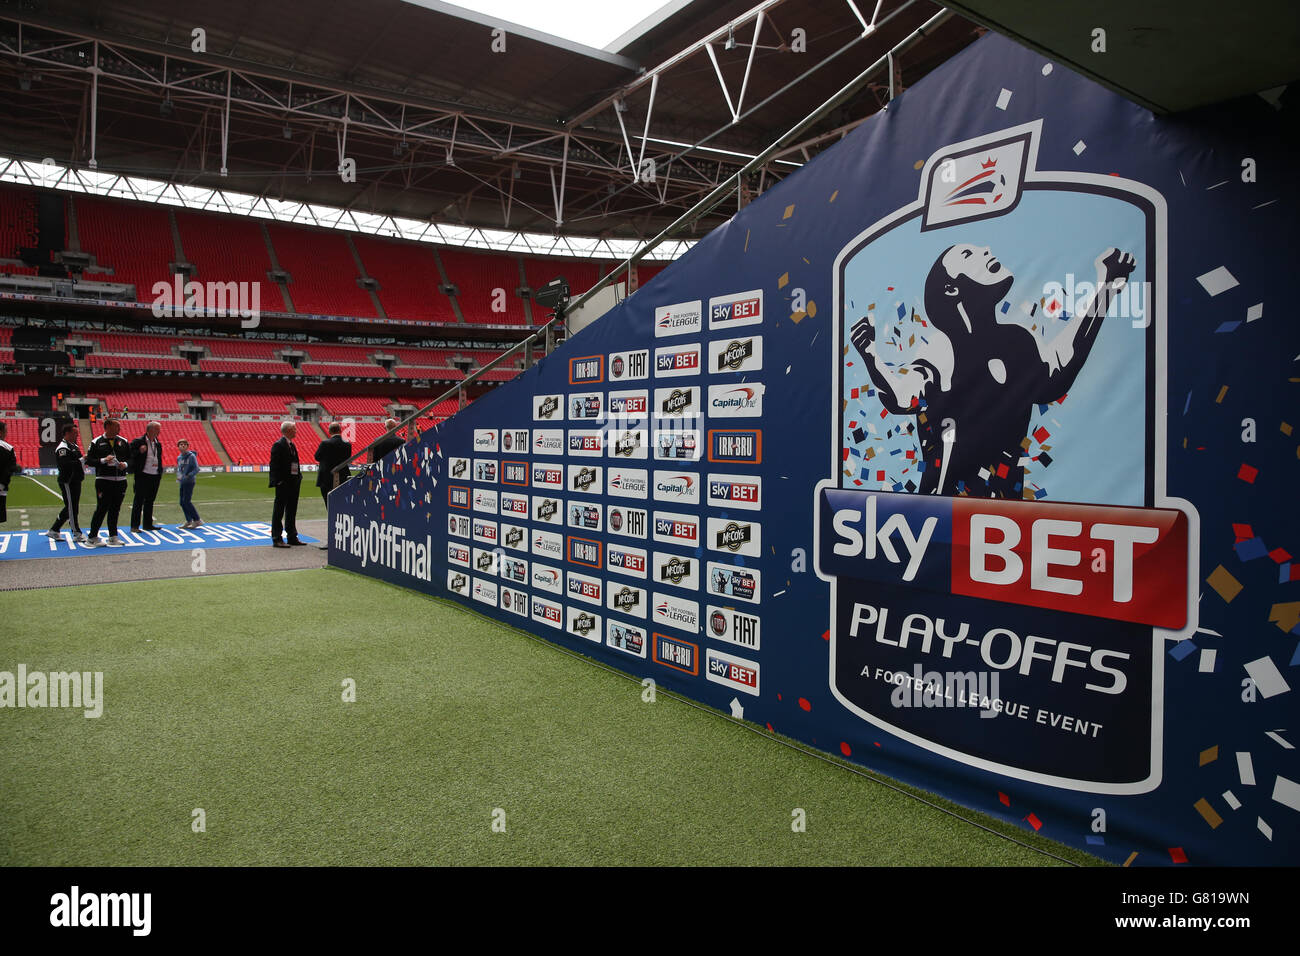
[0,0,981,240]
[0,0,1292,245]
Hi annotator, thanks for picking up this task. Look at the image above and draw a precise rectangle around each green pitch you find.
[5,472,330,529]
[0,569,1098,866]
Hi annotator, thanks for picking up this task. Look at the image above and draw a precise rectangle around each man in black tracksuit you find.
[48,423,87,541]
[85,418,131,546]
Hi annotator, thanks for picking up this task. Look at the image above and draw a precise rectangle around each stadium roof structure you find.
[0,0,1293,250]
[0,0,982,243]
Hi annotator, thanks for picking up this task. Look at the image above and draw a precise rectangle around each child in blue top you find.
[176,439,202,529]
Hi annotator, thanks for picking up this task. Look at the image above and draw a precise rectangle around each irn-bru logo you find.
[708,429,762,464]
[448,486,470,509]
[653,634,699,675]
[817,488,1190,629]
[569,355,603,384]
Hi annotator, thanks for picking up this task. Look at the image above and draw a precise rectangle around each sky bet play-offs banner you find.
[329,33,1299,865]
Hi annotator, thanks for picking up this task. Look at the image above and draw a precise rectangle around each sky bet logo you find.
[655,343,701,378]
[708,289,763,330]
[816,488,1189,628]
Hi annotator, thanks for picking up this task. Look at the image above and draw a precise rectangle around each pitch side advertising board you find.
[330,34,1298,864]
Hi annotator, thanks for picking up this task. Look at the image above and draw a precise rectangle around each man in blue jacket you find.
[176,439,202,529]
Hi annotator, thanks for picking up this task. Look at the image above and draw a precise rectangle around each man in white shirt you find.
[129,420,166,533]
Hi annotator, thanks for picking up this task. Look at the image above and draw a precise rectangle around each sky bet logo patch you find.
[654,343,701,378]
[709,289,763,330]
[817,489,1189,628]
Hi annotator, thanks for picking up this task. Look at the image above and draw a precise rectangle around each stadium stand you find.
[391,366,465,381]
[213,420,321,466]
[85,390,194,415]
[86,354,192,372]
[197,358,296,375]
[438,248,528,324]
[2,417,42,467]
[352,235,456,324]
[300,344,377,363]
[384,347,460,366]
[523,257,598,300]
[174,209,288,312]
[1,186,38,269]
[203,392,298,415]
[265,222,376,317]
[309,395,392,417]
[300,362,389,379]
[88,333,184,355]
[201,339,287,360]
[77,196,176,297]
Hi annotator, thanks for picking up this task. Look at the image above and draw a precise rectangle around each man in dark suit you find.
[269,420,305,548]
[128,420,166,532]
[0,420,18,524]
[370,418,405,463]
[314,421,353,506]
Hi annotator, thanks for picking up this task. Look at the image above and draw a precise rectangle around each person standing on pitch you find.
[85,418,131,546]
[269,420,305,548]
[129,420,166,532]
[0,420,17,524]
[370,418,405,463]
[47,423,87,542]
[314,421,352,507]
[175,439,202,529]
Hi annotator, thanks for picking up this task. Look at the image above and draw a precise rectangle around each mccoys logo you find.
[476,552,494,571]
[614,432,641,456]
[504,526,525,548]
[574,467,597,490]
[450,573,467,592]
[538,395,560,419]
[451,459,468,478]
[572,612,597,636]
[662,389,693,415]
[661,556,691,585]
[715,521,751,552]
[717,339,753,371]
[613,587,640,612]
[536,499,558,522]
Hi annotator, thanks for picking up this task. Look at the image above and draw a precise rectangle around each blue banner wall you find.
[329,33,1299,865]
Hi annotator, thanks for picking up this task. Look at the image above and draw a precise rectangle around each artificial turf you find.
[0,568,1098,866]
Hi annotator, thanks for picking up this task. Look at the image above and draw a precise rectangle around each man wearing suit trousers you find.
[128,420,166,532]
[314,421,352,507]
[269,420,306,548]
[0,420,18,524]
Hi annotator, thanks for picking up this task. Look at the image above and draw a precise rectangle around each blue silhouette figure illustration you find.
[850,243,1135,497]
